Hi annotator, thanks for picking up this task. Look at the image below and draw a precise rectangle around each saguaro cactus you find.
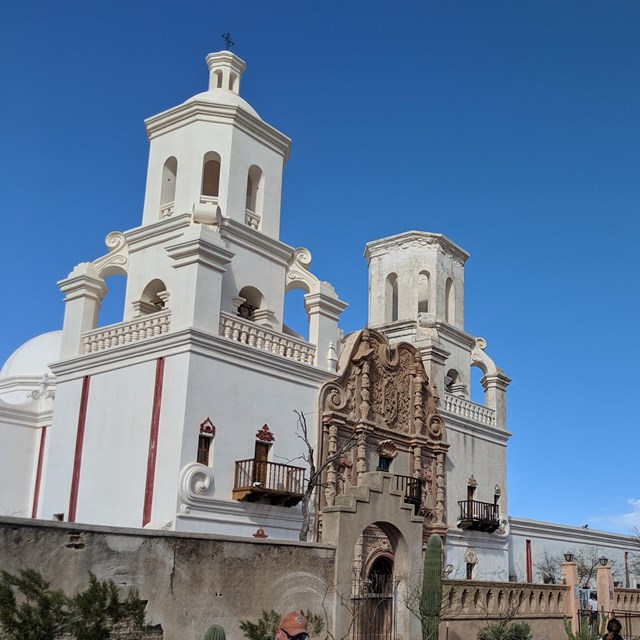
[420,533,443,640]
[204,624,227,640]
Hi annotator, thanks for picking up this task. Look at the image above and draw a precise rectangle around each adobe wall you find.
[441,580,568,640]
[4,517,635,640]
[0,517,334,640]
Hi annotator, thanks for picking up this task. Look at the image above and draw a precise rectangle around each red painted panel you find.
[31,426,47,518]
[142,357,165,526]
[68,376,91,522]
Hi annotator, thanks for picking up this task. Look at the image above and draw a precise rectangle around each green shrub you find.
[477,621,532,640]
[0,569,149,640]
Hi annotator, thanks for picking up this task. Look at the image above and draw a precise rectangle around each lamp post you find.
[564,552,574,562]
[599,556,608,567]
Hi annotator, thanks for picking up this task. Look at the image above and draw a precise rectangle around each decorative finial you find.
[221,32,234,50]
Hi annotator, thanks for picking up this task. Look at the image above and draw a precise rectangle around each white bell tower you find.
[140,50,290,239]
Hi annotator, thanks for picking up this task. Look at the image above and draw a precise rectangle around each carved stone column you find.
[324,422,338,507]
[356,428,368,482]
[431,444,449,536]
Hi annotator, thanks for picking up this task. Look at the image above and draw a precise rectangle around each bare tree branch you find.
[294,410,359,542]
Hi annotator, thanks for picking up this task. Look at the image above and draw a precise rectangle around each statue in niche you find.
[336,454,353,496]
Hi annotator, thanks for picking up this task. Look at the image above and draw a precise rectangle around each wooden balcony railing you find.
[232,459,305,507]
[394,474,422,513]
[458,499,500,533]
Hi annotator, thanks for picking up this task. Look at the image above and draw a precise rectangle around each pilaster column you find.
[304,284,347,371]
[481,372,511,429]
[324,422,338,507]
[58,263,107,358]
[166,224,234,333]
[416,342,450,405]
[561,560,580,633]
[596,562,614,618]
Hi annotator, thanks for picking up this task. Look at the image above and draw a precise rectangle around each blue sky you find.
[1,1,638,534]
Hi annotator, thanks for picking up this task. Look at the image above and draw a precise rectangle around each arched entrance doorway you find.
[352,526,397,640]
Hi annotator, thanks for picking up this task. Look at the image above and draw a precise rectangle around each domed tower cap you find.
[205,51,247,94]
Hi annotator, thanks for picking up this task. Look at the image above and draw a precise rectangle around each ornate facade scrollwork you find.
[318,328,450,535]
[178,462,216,508]
[321,328,445,436]
[92,231,129,278]
[285,247,319,293]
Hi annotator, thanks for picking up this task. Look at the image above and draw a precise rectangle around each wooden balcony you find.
[457,499,500,533]
[232,459,305,507]
[394,474,422,514]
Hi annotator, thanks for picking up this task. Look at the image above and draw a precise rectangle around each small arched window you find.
[229,72,238,92]
[445,277,455,324]
[201,152,221,199]
[385,273,398,323]
[214,70,223,89]
[245,165,264,229]
[160,157,177,217]
[368,557,393,595]
[417,270,430,313]
[133,279,168,317]
[237,286,264,321]
[445,369,459,394]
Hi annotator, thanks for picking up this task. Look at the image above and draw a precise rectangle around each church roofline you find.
[144,101,291,160]
[364,231,469,265]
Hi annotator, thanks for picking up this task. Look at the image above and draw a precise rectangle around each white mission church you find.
[0,49,637,589]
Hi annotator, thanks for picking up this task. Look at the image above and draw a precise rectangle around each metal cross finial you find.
[221,32,234,50]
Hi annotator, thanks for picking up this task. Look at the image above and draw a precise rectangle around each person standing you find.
[602,617,624,640]
[589,592,598,629]
[274,612,310,640]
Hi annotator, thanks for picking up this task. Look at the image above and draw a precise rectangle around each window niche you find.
[376,440,397,472]
[385,273,398,323]
[197,418,216,466]
[132,279,169,317]
[201,152,221,202]
[160,156,177,218]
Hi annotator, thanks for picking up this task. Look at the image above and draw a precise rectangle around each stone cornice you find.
[364,231,469,265]
[218,218,294,267]
[304,291,348,320]
[446,527,510,551]
[0,401,52,428]
[0,516,335,551]
[0,376,53,394]
[430,321,476,351]
[166,225,234,272]
[144,101,291,161]
[125,214,193,253]
[509,517,638,549]
[50,328,336,387]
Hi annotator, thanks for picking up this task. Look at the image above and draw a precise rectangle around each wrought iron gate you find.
[351,581,397,640]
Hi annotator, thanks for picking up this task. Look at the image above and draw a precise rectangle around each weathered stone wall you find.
[4,518,639,640]
[0,518,334,640]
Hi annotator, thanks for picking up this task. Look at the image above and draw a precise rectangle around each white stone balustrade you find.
[220,311,316,365]
[82,310,171,354]
[443,393,496,427]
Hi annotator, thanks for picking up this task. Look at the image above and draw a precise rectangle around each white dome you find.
[184,89,261,119]
[0,330,62,380]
